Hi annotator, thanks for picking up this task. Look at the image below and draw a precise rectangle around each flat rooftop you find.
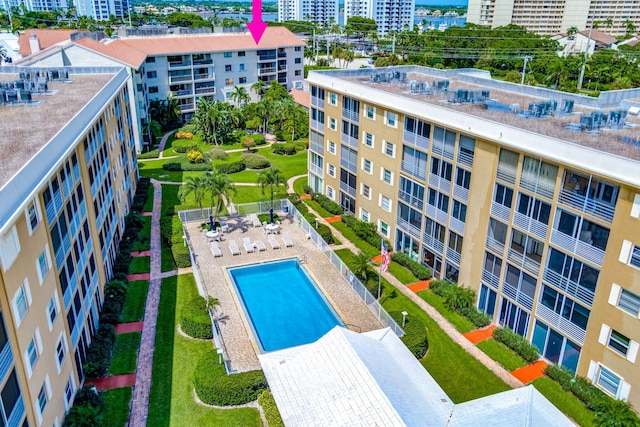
[0,71,115,188]
[332,68,640,161]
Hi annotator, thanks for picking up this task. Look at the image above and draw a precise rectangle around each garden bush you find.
[258,390,284,427]
[83,324,116,379]
[194,351,267,406]
[172,139,198,153]
[571,376,608,410]
[137,149,159,160]
[132,177,151,212]
[214,159,246,174]
[293,141,306,151]
[162,162,182,171]
[208,148,228,160]
[311,193,343,215]
[175,131,194,139]
[391,252,432,280]
[493,327,540,363]
[186,149,205,163]
[252,133,267,145]
[180,297,213,339]
[545,364,575,391]
[390,311,429,359]
[180,161,211,172]
[241,153,271,169]
[341,215,390,249]
[172,244,192,268]
[272,143,297,155]
[100,280,127,324]
[303,185,312,194]
[73,387,105,410]
[315,223,334,244]
[458,307,491,328]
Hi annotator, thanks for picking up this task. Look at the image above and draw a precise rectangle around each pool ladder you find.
[298,254,307,264]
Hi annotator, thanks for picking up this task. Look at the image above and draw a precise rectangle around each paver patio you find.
[511,360,549,384]
[463,325,498,344]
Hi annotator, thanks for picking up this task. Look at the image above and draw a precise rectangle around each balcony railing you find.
[449,217,465,235]
[513,211,548,240]
[507,247,541,276]
[536,304,586,344]
[7,397,24,427]
[486,236,505,254]
[310,119,324,133]
[178,102,195,111]
[496,165,517,184]
[453,184,469,202]
[402,130,429,150]
[431,144,454,160]
[341,133,358,148]
[401,160,426,181]
[193,73,215,81]
[520,176,555,200]
[342,109,359,122]
[309,163,323,177]
[550,229,605,266]
[481,269,500,289]
[170,89,192,97]
[397,217,421,239]
[543,269,595,306]
[429,173,451,193]
[193,58,213,65]
[339,181,356,197]
[169,60,191,68]
[457,150,474,167]
[0,342,13,380]
[422,232,444,254]
[446,247,461,266]
[310,139,323,154]
[558,188,616,223]
[502,282,534,310]
[425,204,448,225]
[398,189,424,211]
[491,201,511,221]
[169,75,192,83]
[311,96,325,108]
[195,86,215,95]
[259,67,276,75]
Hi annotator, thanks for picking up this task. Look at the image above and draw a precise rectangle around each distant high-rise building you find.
[467,0,640,37]
[0,0,68,14]
[344,0,415,34]
[73,0,129,21]
[278,0,340,28]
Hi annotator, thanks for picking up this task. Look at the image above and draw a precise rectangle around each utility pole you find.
[521,55,532,85]
[392,33,395,54]
[577,26,593,90]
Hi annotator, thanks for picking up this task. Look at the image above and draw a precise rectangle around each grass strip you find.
[388,262,419,285]
[128,256,150,274]
[102,387,133,427]
[476,338,528,371]
[293,176,307,195]
[330,222,379,256]
[532,377,597,427]
[109,333,141,375]
[120,280,149,323]
[416,290,476,334]
[131,216,152,251]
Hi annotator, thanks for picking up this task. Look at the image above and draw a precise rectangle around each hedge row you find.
[83,323,116,379]
[162,159,213,172]
[341,214,390,249]
[391,252,432,280]
[289,195,334,244]
[241,153,271,169]
[390,311,429,359]
[272,143,297,155]
[258,390,285,427]
[180,297,213,339]
[160,214,192,269]
[311,192,343,215]
[493,327,540,363]
[429,280,491,328]
[215,159,246,174]
[131,177,151,212]
[62,388,105,426]
[100,280,128,324]
[194,350,268,406]
[172,140,199,153]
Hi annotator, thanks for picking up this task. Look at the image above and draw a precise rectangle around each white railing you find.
[402,130,430,150]
[169,75,192,83]
[310,119,324,133]
[425,204,448,225]
[446,248,461,266]
[432,144,454,160]
[339,181,356,197]
[486,236,505,254]
[422,232,444,254]
[535,304,586,344]
[453,184,469,202]
[550,229,605,266]
[195,87,216,95]
[342,109,359,122]
[496,166,516,184]
[449,217,465,235]
[397,217,421,238]
[457,150,474,167]
[558,189,616,223]
[194,73,215,81]
[513,211,548,240]
[311,96,325,108]
[398,189,423,210]
[309,163,323,177]
[520,176,555,200]
[401,161,426,181]
[491,201,511,221]
[543,269,595,306]
[502,282,534,310]
[341,133,359,148]
[507,247,541,276]
[481,269,500,289]
[429,173,451,193]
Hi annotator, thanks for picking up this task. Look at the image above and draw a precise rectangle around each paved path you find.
[129,179,164,426]
[87,373,137,391]
[157,131,174,159]
[115,322,145,334]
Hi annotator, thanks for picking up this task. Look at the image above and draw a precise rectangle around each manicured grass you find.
[120,280,149,323]
[161,243,176,273]
[138,158,184,182]
[147,274,261,426]
[330,222,379,256]
[476,338,528,371]
[304,199,334,218]
[533,377,597,427]
[293,176,307,195]
[131,216,152,251]
[102,387,133,427]
[388,262,419,285]
[416,289,476,334]
[231,186,288,205]
[128,256,150,274]
[109,332,141,375]
[143,185,155,212]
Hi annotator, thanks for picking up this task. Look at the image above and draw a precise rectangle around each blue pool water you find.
[228,259,343,352]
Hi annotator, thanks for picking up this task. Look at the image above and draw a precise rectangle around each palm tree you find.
[257,168,286,208]
[178,175,208,215]
[205,170,236,225]
[594,399,638,427]
[251,80,268,100]
[353,251,371,281]
[228,85,250,107]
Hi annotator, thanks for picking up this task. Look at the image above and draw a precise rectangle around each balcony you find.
[446,247,461,266]
[401,160,426,181]
[178,102,195,112]
[496,165,517,184]
[309,163,323,177]
[339,181,356,197]
[429,173,451,193]
[169,59,192,68]
[449,217,465,235]
[482,269,500,289]
[311,96,325,109]
[170,89,192,97]
[259,67,276,75]
[341,133,358,148]
[453,184,469,202]
[397,217,421,239]
[169,74,192,84]
[535,304,586,344]
[342,109,359,122]
[192,58,213,66]
[423,232,444,254]
[507,247,541,276]
[310,119,324,133]
[195,86,216,95]
[193,72,215,81]
[550,229,605,266]
[486,236,505,254]
[491,201,511,221]
[457,150,474,167]
[425,204,448,225]
[520,176,555,200]
[502,281,534,310]
[0,341,13,380]
[558,188,616,223]
[543,269,595,306]
[403,130,430,150]
[513,211,548,240]
[398,189,424,211]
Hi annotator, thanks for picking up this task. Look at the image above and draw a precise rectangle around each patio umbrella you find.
[209,215,214,231]
[269,208,274,224]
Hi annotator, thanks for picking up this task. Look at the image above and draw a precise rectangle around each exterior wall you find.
[307,68,640,409]
[278,0,340,26]
[344,0,415,34]
[0,67,138,426]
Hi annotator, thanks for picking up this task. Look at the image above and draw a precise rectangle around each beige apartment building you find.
[307,66,640,408]
[467,0,640,36]
[0,66,139,426]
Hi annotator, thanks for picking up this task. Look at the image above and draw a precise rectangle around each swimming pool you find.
[228,258,344,352]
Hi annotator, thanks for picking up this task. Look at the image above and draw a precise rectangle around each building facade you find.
[278,0,340,28]
[467,0,640,37]
[73,0,129,21]
[307,66,640,409]
[0,66,139,426]
[0,0,67,14]
[344,0,415,34]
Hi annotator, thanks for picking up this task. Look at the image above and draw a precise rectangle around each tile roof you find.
[289,88,310,108]
[578,29,617,45]
[85,26,305,69]
[18,29,86,55]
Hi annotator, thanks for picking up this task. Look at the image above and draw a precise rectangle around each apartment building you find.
[278,0,340,27]
[16,27,305,127]
[467,0,640,37]
[307,66,640,408]
[0,65,139,426]
[0,0,68,14]
[344,0,415,34]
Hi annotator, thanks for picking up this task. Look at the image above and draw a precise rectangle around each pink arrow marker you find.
[247,0,268,44]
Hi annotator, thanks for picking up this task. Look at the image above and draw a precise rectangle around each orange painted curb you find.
[300,194,311,200]
[86,373,137,391]
[127,273,150,281]
[130,250,151,257]
[115,322,144,334]
[407,280,430,292]
[511,360,548,384]
[325,216,342,223]
[141,212,153,217]
[463,325,497,344]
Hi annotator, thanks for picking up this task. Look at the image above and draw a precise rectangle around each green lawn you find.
[109,332,141,375]
[388,262,419,285]
[138,158,184,182]
[293,176,307,195]
[131,216,152,251]
[304,199,334,218]
[476,338,528,371]
[330,222,379,257]
[147,274,261,426]
[102,387,133,427]
[533,377,597,427]
[143,185,155,212]
[416,290,476,334]
[128,256,150,274]
[120,280,149,323]
[231,186,288,205]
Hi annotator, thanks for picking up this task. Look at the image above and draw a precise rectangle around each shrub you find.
[303,185,312,194]
[181,161,211,172]
[215,160,245,174]
[208,148,228,160]
[100,280,127,324]
[194,351,268,406]
[458,307,491,328]
[180,297,212,339]
[175,131,194,139]
[241,153,271,169]
[341,215,390,249]
[391,311,429,359]
[545,364,575,391]
[272,143,297,155]
[315,223,334,244]
[172,140,198,153]
[258,390,284,427]
[571,376,608,410]
[293,141,306,151]
[63,404,102,427]
[252,133,266,145]
[391,252,432,280]
[73,387,105,410]
[493,327,539,363]
[172,244,192,268]
[274,129,287,141]
[131,177,151,212]
[162,162,182,171]
[83,324,116,379]
[186,149,205,164]
[311,193,343,215]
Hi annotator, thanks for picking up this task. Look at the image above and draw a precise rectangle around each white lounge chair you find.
[242,237,255,253]
[229,240,241,256]
[219,221,229,233]
[251,214,261,227]
[254,239,267,251]
[268,235,281,249]
[210,242,223,258]
[281,232,294,248]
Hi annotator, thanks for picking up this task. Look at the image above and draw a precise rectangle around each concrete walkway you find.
[129,179,164,426]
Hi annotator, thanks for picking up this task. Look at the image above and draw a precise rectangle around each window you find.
[145,57,155,63]
[295,70,302,76]
[26,338,38,373]
[456,168,471,190]
[225,78,234,85]
[327,141,336,154]
[295,46,302,51]
[47,296,58,329]
[329,118,336,130]
[494,183,514,208]
[225,64,232,72]
[27,201,39,233]
[452,201,467,223]
[224,51,232,57]
[380,221,389,236]
[364,105,375,119]
[56,337,66,368]
[631,246,640,269]
[148,86,158,94]
[431,157,452,181]
[381,169,393,185]
[384,141,395,158]
[385,111,398,127]
[295,58,301,64]
[239,63,246,71]
[364,133,374,148]
[239,77,247,84]
[607,329,631,356]
[37,384,47,416]
[328,164,336,177]
[36,249,50,284]
[238,51,246,57]
[362,184,371,199]
[428,189,449,213]
[596,365,622,396]
[380,195,391,211]
[146,71,157,78]
[618,288,640,316]
[448,231,463,254]
[64,378,75,409]
[0,226,21,270]
[13,280,31,324]
[329,93,337,105]
[518,194,551,225]
[327,186,335,200]
[361,209,370,222]
[363,159,372,174]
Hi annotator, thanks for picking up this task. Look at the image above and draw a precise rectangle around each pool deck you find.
[185,212,384,373]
